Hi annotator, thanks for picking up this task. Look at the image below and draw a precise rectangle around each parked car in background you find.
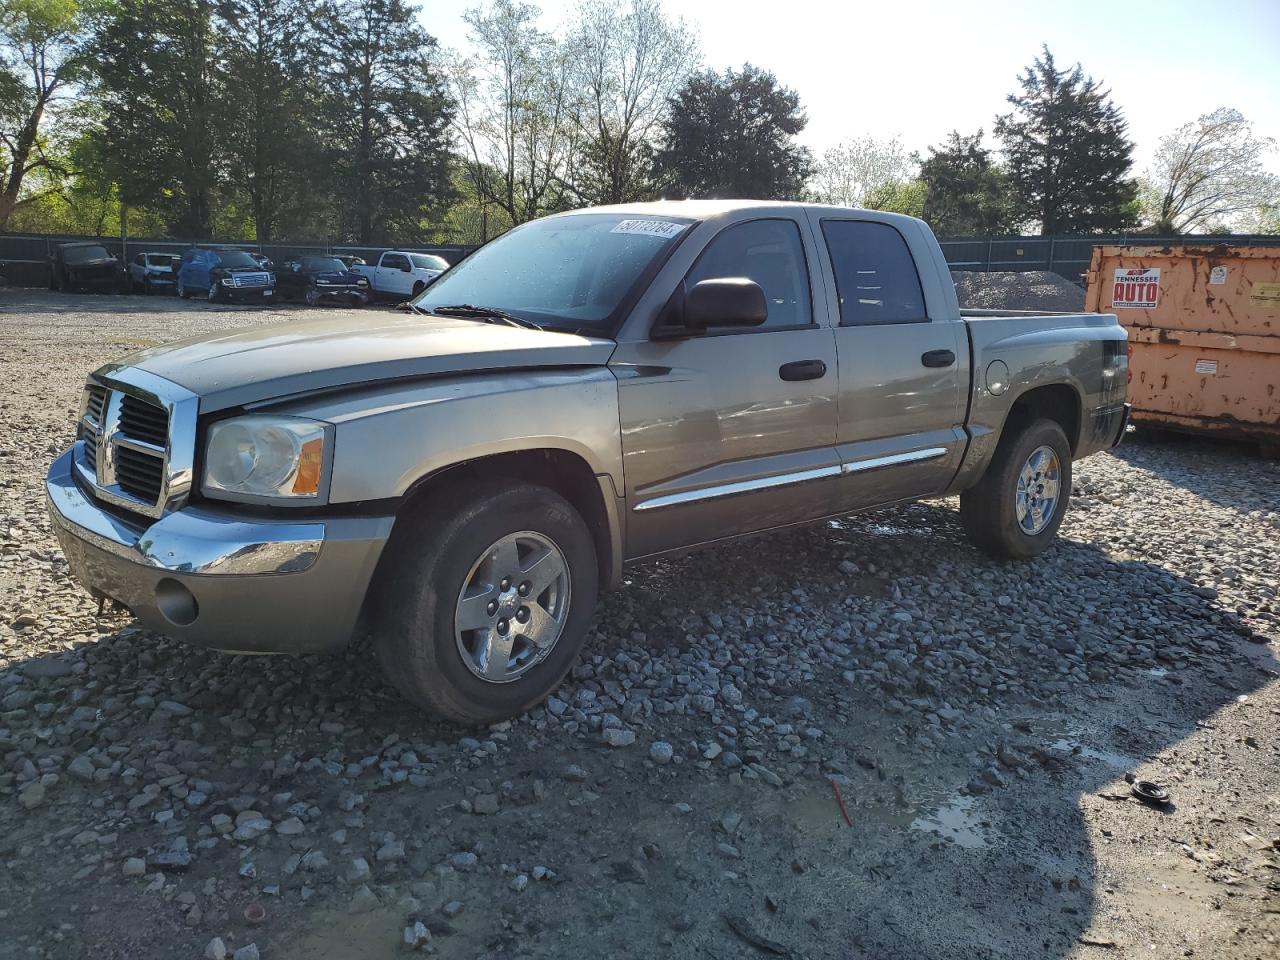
[128,253,180,294]
[249,252,273,269]
[352,250,448,300]
[47,201,1129,723]
[48,242,126,293]
[336,254,367,270]
[176,246,276,303]
[276,255,370,306]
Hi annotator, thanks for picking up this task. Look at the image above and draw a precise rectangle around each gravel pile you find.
[952,270,1087,312]
[1,291,1278,960]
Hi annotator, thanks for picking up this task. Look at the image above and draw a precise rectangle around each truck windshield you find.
[62,245,111,264]
[412,213,693,332]
[216,251,259,269]
[303,257,347,272]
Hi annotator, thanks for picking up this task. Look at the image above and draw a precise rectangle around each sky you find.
[418,0,1280,174]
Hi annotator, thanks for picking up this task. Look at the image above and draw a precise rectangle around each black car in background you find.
[276,255,370,306]
[49,242,126,293]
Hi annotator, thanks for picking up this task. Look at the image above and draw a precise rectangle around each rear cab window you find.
[821,220,927,325]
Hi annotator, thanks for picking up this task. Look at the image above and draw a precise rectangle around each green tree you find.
[652,64,811,200]
[995,46,1136,234]
[864,178,925,219]
[0,0,88,230]
[918,129,1018,235]
[217,0,319,241]
[89,0,222,237]
[316,0,455,243]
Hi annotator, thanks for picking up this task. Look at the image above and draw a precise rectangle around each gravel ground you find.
[1,289,1278,960]
[954,270,1087,312]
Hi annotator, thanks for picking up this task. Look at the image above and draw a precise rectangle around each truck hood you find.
[116,312,617,412]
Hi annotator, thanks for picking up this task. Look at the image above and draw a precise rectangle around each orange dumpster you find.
[1084,244,1280,455]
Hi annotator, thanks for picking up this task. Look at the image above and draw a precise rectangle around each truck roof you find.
[553,198,921,227]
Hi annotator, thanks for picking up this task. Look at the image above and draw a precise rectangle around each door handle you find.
[779,359,827,381]
[921,349,956,368]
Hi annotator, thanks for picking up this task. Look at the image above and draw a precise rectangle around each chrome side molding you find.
[633,447,948,512]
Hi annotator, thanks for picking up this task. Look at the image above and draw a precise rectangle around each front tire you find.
[372,480,599,724]
[176,276,187,298]
[304,286,320,307]
[960,417,1072,560]
[207,282,221,303]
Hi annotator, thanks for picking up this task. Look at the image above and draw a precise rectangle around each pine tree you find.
[995,46,1137,234]
[315,0,455,244]
[90,0,222,237]
[652,64,811,200]
[217,0,319,241]
[918,130,1018,236]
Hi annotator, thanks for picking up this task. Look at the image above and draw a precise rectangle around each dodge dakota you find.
[47,201,1129,723]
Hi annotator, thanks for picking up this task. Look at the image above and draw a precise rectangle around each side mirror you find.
[684,278,768,330]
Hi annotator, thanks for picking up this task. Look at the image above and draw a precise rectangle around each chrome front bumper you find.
[46,448,393,654]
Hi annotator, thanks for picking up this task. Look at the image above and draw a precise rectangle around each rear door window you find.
[686,219,813,330]
[821,220,927,325]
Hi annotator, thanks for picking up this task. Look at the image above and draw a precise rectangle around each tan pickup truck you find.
[47,201,1129,723]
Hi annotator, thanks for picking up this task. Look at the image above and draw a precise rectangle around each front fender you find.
[274,368,623,504]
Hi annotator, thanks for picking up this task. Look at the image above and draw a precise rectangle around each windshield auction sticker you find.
[1113,267,1160,309]
[611,219,686,240]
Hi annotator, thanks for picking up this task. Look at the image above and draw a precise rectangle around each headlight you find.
[202,416,328,500]
[356,278,369,286]
[220,276,235,286]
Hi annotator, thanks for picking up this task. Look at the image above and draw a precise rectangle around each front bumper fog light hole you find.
[155,578,199,626]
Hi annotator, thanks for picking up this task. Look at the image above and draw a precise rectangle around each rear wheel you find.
[372,480,598,724]
[960,417,1072,560]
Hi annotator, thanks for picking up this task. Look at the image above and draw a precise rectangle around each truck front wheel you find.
[960,417,1072,560]
[372,480,599,724]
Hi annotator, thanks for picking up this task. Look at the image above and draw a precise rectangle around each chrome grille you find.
[79,385,107,473]
[119,394,169,446]
[85,385,107,423]
[114,445,165,502]
[72,370,198,520]
[231,272,271,288]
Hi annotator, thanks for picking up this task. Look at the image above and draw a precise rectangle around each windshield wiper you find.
[399,300,430,316]
[430,303,544,331]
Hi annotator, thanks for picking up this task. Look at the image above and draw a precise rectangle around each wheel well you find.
[398,450,615,589]
[1006,384,1082,453]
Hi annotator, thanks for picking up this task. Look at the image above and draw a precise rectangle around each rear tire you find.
[960,417,1072,560]
[372,480,598,724]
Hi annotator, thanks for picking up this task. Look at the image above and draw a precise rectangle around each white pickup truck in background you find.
[351,251,450,301]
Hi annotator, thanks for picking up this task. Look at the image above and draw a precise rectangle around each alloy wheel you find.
[453,531,571,683]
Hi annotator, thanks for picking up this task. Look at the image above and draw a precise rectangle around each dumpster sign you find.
[1113,268,1160,309]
